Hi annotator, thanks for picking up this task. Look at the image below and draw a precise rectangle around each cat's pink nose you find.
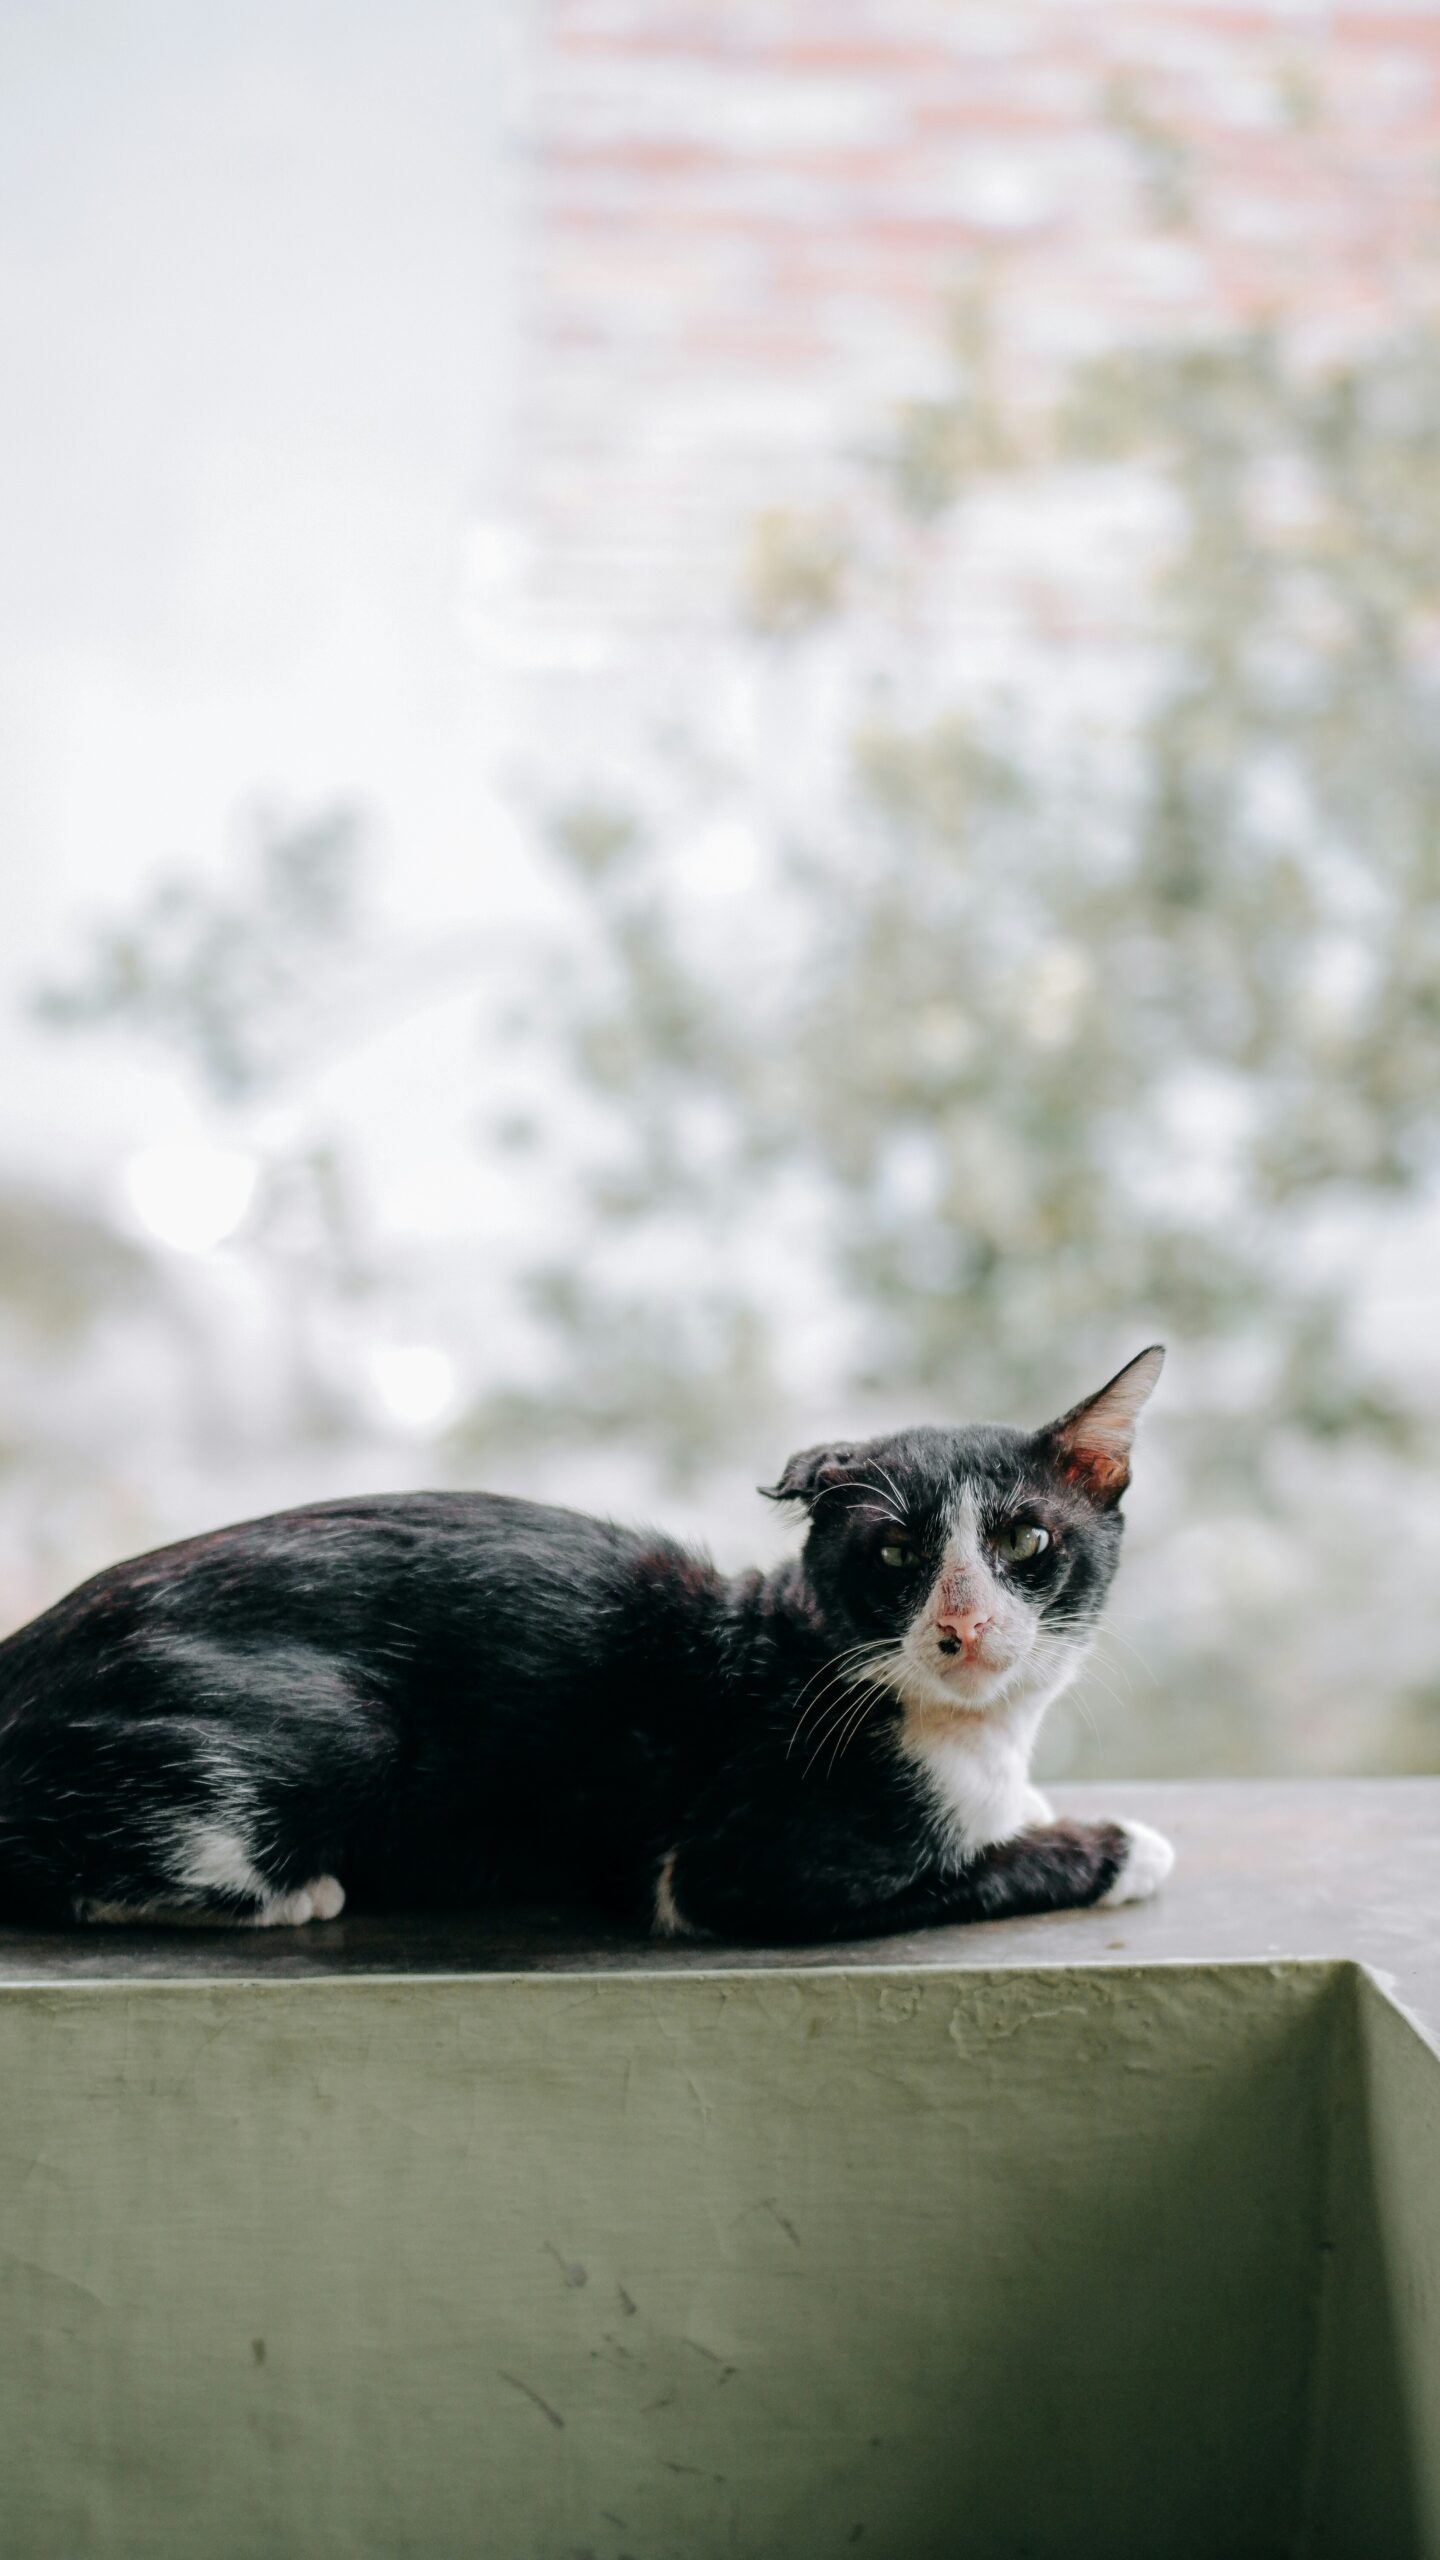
[934,1604,992,1657]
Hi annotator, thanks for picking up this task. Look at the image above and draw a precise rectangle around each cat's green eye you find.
[878,1541,913,1569]
[997,1521,1050,1564]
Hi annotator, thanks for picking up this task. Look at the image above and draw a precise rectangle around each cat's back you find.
[0,1488,655,1677]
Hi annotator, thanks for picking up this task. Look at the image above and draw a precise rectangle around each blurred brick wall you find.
[483,2,1440,677]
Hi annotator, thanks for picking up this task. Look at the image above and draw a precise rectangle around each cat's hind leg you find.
[130,1800,347,1928]
[0,1664,385,1926]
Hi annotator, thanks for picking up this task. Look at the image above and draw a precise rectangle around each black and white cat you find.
[0,1348,1173,1941]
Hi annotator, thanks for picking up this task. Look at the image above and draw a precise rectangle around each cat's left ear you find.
[1037,1345,1165,1508]
[760,1444,858,1508]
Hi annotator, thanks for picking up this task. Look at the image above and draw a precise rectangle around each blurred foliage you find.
[459,1291,775,1490]
[880,299,1017,520]
[7,807,381,1561]
[36,805,363,1102]
[508,320,1440,1465]
[1101,73,1196,229]
[739,508,851,634]
[0,1187,155,1348]
[547,802,645,884]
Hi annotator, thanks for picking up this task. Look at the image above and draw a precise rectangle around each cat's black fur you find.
[0,1352,1168,1942]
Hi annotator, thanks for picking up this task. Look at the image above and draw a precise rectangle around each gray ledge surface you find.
[0,1779,1436,2041]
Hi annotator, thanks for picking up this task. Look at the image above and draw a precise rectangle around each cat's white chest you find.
[897,1720,1043,1865]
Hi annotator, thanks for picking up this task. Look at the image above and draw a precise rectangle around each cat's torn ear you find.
[760,1444,858,1508]
[1040,1345,1165,1507]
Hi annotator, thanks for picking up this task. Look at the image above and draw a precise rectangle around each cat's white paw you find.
[1023,1786,1055,1825]
[253,1877,345,1928]
[1098,1819,1175,1908]
[255,1887,315,1927]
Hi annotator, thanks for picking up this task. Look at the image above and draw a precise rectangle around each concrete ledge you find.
[1,1781,1438,2559]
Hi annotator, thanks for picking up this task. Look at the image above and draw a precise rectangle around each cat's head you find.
[762,1348,1163,1726]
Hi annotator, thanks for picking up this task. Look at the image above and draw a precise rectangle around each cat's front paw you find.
[1097,1818,1175,1908]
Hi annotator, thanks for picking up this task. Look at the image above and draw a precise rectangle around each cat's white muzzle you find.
[892,1626,1033,1719]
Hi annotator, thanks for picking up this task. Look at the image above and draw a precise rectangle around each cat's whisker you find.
[798,1686,869,1779]
[787,1635,893,1720]
[821,1702,871,1781]
[1071,1666,1129,1731]
[1095,1623,1159,1685]
[794,1646,898,1774]
[785,1641,896,1758]
[787,1635,886,1712]
[790,1673,868,1756]
[805,1677,883,1781]
[802,1697,863,1779]
[793,1642,896,1732]
[1085,1633,1135,1700]
[867,1463,910,1522]
[825,1671,896,1777]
